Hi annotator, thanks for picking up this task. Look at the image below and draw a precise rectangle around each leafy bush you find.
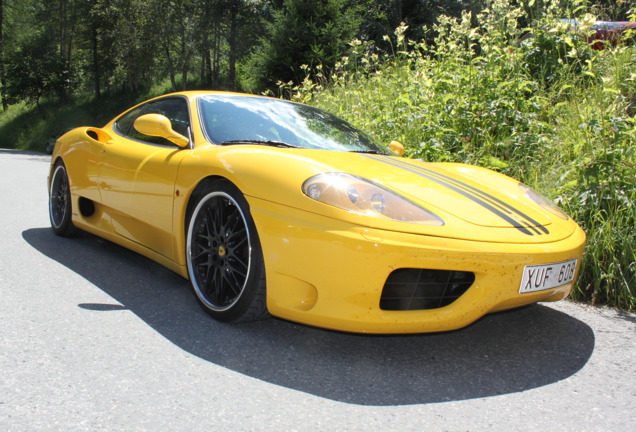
[520,15,596,88]
[287,0,635,310]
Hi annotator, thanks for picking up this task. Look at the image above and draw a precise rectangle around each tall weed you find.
[288,0,635,310]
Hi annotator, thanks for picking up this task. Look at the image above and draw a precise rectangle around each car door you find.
[99,96,191,261]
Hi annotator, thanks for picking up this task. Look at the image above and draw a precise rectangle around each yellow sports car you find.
[48,91,585,334]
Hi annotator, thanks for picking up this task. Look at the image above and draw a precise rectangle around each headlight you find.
[519,183,569,220]
[302,173,444,225]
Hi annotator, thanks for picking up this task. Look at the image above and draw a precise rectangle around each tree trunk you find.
[199,1,210,86]
[92,26,100,100]
[164,41,177,92]
[127,61,139,93]
[58,0,68,101]
[212,20,220,88]
[200,50,205,83]
[0,0,7,110]
[228,6,237,91]
[36,90,42,115]
[180,23,188,90]
[205,48,212,85]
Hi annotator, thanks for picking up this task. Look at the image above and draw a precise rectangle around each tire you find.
[49,161,77,237]
[186,179,268,323]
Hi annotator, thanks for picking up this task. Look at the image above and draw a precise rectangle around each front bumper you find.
[250,198,586,334]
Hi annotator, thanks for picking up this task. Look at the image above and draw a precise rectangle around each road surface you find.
[1,149,634,431]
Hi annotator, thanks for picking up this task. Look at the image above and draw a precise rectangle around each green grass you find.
[0,79,178,152]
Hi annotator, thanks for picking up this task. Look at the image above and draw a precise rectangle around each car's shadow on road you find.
[23,227,595,406]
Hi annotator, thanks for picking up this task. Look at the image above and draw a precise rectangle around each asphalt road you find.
[1,149,634,431]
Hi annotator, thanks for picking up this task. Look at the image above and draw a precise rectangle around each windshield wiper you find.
[220,139,298,148]
[349,149,383,154]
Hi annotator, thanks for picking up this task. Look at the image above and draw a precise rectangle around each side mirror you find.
[133,114,190,148]
[389,140,405,156]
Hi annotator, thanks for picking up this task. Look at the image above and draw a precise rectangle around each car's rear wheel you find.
[186,179,268,323]
[49,161,77,237]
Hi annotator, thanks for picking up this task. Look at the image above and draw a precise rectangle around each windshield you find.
[197,94,389,154]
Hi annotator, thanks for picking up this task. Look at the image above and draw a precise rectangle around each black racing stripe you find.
[367,155,548,236]
[419,167,549,235]
[380,156,550,235]
[519,219,544,236]
[373,155,550,233]
[367,155,533,235]
[383,156,550,235]
[398,160,550,235]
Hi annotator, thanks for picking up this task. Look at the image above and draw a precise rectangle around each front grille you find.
[380,268,475,311]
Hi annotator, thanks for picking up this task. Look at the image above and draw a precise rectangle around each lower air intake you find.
[380,268,475,311]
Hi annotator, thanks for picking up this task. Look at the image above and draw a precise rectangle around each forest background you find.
[0,0,634,310]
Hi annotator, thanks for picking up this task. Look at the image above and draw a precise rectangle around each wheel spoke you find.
[191,247,208,261]
[213,266,227,304]
[227,253,248,275]
[213,199,225,232]
[223,266,243,297]
[227,234,247,249]
[225,213,241,236]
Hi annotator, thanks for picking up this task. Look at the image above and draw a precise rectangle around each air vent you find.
[380,268,475,311]
[84,127,113,144]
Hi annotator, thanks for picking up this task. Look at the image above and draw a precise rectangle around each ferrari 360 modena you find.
[48,91,585,333]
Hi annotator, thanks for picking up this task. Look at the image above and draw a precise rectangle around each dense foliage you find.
[244,0,362,91]
[287,0,635,310]
[0,0,634,310]
[0,0,490,108]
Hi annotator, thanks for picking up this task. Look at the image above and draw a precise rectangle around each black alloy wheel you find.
[49,161,77,237]
[186,180,267,323]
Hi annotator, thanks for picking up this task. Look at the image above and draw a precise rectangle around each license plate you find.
[519,258,578,294]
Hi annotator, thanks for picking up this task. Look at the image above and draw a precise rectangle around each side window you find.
[115,97,191,146]
[114,106,144,136]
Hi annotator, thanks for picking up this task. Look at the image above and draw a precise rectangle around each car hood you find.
[190,146,580,244]
[352,154,552,229]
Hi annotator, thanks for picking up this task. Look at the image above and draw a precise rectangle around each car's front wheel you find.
[186,179,268,323]
[49,161,77,237]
